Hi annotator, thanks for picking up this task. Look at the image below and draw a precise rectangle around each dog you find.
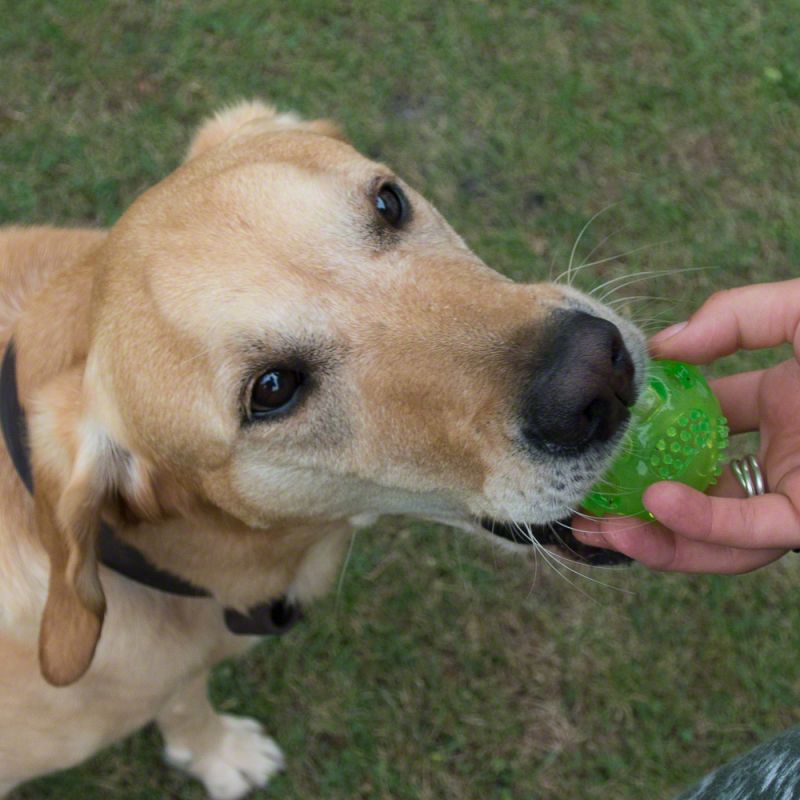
[0,100,646,799]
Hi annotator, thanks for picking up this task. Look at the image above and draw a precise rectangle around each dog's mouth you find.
[479,517,631,566]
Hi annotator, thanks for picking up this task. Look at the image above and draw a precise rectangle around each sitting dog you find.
[0,100,646,799]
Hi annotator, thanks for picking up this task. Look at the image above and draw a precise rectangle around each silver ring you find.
[730,455,766,498]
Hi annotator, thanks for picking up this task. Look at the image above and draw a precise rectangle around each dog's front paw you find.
[164,714,285,800]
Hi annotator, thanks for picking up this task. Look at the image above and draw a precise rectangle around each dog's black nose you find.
[521,311,635,454]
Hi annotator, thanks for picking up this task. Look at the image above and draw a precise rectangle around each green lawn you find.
[3,2,800,798]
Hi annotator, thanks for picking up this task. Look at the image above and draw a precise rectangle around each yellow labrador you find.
[0,101,646,798]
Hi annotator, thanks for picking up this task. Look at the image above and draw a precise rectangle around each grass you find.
[2,1,800,797]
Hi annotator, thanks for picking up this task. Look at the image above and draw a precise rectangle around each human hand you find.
[573,279,800,573]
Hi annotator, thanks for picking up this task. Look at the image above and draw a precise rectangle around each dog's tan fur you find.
[0,101,644,798]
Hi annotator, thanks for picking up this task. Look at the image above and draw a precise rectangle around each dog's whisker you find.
[580,478,647,495]
[548,520,642,576]
[522,522,632,592]
[631,312,679,325]
[590,264,709,300]
[565,506,656,539]
[595,266,712,303]
[526,540,541,599]
[590,271,669,301]
[635,308,679,319]
[635,317,682,335]
[577,239,673,282]
[335,529,358,609]
[607,294,676,308]
[602,265,716,303]
[574,226,625,278]
[634,310,679,324]
[555,203,620,287]
[567,504,640,521]
[512,522,596,598]
[563,516,654,536]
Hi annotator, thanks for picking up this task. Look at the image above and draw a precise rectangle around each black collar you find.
[0,340,301,637]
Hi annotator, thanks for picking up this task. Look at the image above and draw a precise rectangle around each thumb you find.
[650,281,800,363]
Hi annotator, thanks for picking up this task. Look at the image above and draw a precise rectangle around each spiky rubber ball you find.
[583,360,729,520]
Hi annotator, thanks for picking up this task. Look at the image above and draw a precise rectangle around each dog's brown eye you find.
[250,370,304,417]
[375,183,409,229]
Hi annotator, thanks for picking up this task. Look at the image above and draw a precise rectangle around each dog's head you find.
[27,102,646,684]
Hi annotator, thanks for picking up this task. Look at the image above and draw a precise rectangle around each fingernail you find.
[650,320,688,345]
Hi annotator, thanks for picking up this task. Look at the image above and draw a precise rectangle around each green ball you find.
[582,360,729,520]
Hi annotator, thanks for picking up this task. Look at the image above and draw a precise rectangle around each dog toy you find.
[582,360,729,519]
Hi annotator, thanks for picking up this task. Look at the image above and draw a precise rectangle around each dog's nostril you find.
[611,333,636,408]
[582,397,608,439]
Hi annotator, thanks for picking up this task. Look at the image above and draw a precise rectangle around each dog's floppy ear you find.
[32,402,111,687]
[29,371,139,684]
[34,434,106,686]
[185,98,345,161]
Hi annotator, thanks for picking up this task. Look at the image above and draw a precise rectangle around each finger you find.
[572,466,745,543]
[571,515,674,564]
[571,514,785,573]
[644,481,800,549]
[709,371,763,434]
[649,280,800,363]
[656,540,785,573]
[573,467,746,541]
